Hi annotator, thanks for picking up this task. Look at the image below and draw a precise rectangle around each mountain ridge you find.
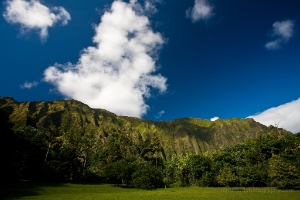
[0,96,291,159]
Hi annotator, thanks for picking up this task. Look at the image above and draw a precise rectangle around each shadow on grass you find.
[112,184,134,189]
[292,186,300,190]
[0,181,65,200]
[220,186,300,192]
[112,184,164,191]
[277,186,300,191]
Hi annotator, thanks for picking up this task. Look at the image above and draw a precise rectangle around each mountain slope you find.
[0,96,285,159]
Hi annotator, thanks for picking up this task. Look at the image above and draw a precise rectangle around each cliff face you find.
[0,97,278,159]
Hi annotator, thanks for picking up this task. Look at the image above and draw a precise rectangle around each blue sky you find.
[1,0,300,133]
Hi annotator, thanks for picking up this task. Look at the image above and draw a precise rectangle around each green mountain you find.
[0,96,286,160]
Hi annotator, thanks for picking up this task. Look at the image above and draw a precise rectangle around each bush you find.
[269,155,300,189]
[131,165,164,190]
[217,166,239,187]
[198,172,218,187]
[104,160,136,184]
[238,164,268,187]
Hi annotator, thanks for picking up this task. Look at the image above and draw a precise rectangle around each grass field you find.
[1,183,299,200]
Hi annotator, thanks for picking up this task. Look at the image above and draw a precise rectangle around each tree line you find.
[1,109,299,189]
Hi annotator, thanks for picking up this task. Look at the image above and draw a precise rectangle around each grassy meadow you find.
[1,183,299,200]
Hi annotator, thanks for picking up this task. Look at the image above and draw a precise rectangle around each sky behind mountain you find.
[1,0,300,133]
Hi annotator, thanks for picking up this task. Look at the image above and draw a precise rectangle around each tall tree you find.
[268,154,300,188]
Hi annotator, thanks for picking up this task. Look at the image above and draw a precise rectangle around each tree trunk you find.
[44,142,51,163]
[83,154,87,168]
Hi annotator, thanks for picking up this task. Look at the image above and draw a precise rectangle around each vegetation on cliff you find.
[1,97,299,189]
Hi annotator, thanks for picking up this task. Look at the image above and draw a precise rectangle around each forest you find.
[1,97,300,190]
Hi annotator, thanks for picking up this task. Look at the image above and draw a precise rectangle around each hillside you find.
[0,96,284,160]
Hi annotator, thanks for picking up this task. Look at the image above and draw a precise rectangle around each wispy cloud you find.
[265,20,295,50]
[44,0,167,118]
[186,0,213,23]
[3,0,71,41]
[210,116,219,121]
[247,98,300,133]
[132,0,160,15]
[20,81,39,89]
[154,110,165,118]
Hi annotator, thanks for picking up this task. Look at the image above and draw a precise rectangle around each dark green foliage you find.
[180,155,212,186]
[0,109,17,182]
[0,113,47,182]
[163,156,183,185]
[42,142,82,182]
[268,155,300,189]
[197,172,217,187]
[12,126,46,181]
[187,155,211,181]
[0,97,278,161]
[180,164,191,187]
[237,164,268,187]
[131,164,164,189]
[107,133,122,163]
[217,166,239,187]
[135,133,160,161]
[164,154,216,187]
[0,96,299,189]
[104,159,136,184]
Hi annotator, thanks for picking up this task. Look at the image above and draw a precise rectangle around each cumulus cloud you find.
[44,0,167,118]
[186,0,213,23]
[20,81,39,89]
[144,1,157,14]
[247,98,300,133]
[132,0,160,15]
[3,0,71,40]
[265,20,295,50]
[154,110,165,118]
[210,116,219,121]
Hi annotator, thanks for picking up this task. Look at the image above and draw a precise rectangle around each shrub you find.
[131,165,164,189]
[268,155,300,189]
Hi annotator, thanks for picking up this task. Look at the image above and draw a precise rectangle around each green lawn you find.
[1,183,299,200]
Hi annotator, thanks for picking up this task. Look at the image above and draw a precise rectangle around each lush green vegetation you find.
[0,96,272,159]
[164,128,300,189]
[1,183,299,200]
[1,96,299,193]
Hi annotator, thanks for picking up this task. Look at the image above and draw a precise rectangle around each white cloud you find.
[144,1,157,15]
[247,98,300,133]
[129,0,161,16]
[210,116,219,121]
[21,81,39,89]
[3,0,71,40]
[154,110,165,118]
[265,39,282,50]
[265,20,295,50]
[44,0,167,118]
[186,0,213,23]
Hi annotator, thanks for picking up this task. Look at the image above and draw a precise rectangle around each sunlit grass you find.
[1,183,299,200]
